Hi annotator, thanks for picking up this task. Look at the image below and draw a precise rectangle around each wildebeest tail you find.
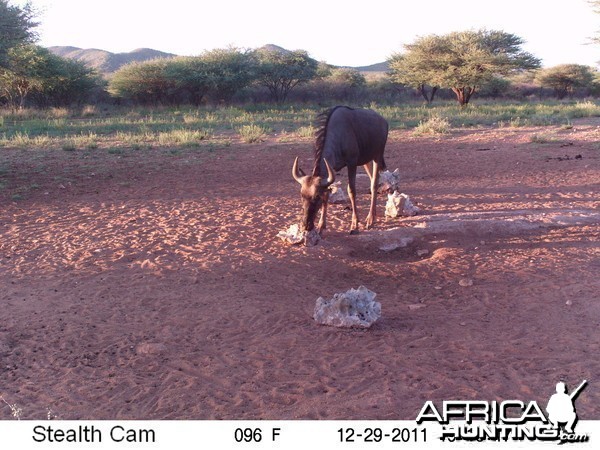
[379,155,387,172]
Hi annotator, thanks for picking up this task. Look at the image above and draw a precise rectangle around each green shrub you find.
[238,124,268,143]
[414,115,451,135]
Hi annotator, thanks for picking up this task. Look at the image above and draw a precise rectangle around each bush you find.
[238,124,268,143]
[413,114,451,135]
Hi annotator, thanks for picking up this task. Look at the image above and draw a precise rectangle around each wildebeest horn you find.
[292,157,304,184]
[322,158,335,186]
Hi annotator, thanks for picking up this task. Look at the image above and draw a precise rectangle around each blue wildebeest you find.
[292,106,389,234]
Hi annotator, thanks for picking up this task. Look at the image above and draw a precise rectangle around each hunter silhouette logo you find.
[546,380,587,434]
[416,380,590,443]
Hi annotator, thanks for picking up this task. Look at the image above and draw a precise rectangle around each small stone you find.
[566,299,573,306]
[434,286,443,290]
[379,237,414,252]
[459,278,474,287]
[407,304,426,310]
[135,343,166,355]
[379,243,400,252]
[416,249,429,257]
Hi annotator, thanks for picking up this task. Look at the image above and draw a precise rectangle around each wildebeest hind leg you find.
[365,160,379,229]
[347,165,359,234]
[363,162,373,184]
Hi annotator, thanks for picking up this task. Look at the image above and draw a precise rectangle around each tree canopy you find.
[0,0,38,67]
[388,35,442,103]
[0,44,100,108]
[389,29,541,105]
[535,64,596,99]
[109,48,258,105]
[200,48,256,102]
[109,59,175,104]
[254,48,318,103]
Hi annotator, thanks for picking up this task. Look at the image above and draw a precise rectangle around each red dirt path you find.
[1,120,598,419]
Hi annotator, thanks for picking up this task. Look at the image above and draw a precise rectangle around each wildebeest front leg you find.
[317,191,329,234]
[365,160,379,229]
[347,165,359,234]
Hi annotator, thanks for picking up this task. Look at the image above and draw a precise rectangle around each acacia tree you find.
[0,44,47,108]
[388,36,442,104]
[390,30,540,105]
[0,0,38,67]
[329,67,366,87]
[109,59,176,104]
[35,53,102,106]
[0,44,99,108]
[201,48,256,102]
[255,48,318,103]
[109,49,257,105]
[166,57,211,105]
[535,64,596,99]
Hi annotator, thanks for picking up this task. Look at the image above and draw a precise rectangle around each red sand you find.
[1,120,598,419]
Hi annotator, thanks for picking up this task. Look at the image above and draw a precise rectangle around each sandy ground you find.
[0,119,599,420]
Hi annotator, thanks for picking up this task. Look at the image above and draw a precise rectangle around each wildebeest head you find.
[292,157,335,231]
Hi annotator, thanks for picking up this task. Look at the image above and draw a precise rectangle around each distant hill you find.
[48,46,176,75]
[354,61,389,73]
[258,44,291,54]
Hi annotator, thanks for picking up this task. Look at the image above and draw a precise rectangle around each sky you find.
[12,0,600,68]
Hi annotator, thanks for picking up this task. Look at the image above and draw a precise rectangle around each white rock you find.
[407,304,426,310]
[136,343,167,355]
[328,181,347,204]
[378,169,401,193]
[378,236,414,252]
[277,224,304,245]
[385,192,420,218]
[459,278,474,287]
[314,285,381,328]
[277,224,321,246]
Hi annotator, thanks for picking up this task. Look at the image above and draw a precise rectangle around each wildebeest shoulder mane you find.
[312,106,354,176]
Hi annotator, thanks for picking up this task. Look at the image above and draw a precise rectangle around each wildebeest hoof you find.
[349,229,360,235]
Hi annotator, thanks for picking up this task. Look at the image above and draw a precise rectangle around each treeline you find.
[5,45,599,110]
[2,0,600,109]
[0,1,102,108]
[108,47,379,105]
